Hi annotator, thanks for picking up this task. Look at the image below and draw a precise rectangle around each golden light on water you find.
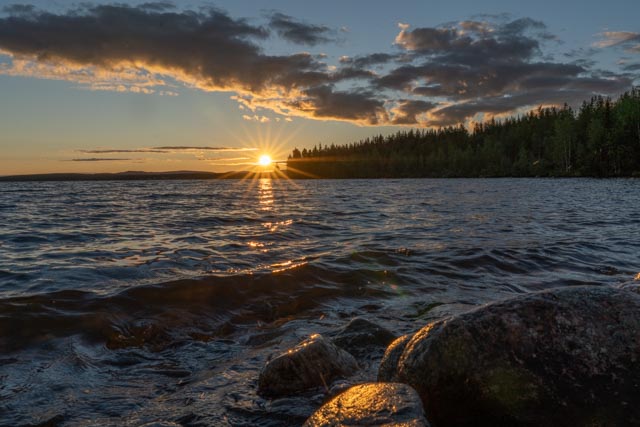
[258,154,272,166]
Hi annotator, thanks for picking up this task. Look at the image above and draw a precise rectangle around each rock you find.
[332,317,397,358]
[377,334,411,382]
[303,382,429,427]
[380,286,640,427]
[258,334,359,397]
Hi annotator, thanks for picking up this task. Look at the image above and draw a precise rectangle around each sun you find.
[258,154,272,166]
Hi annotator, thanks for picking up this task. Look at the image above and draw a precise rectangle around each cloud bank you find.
[0,4,633,127]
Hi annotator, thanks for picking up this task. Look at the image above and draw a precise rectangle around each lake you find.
[1,178,638,425]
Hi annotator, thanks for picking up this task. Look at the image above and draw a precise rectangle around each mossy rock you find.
[380,286,640,426]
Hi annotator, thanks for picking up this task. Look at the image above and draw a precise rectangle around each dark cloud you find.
[498,17,548,38]
[427,88,621,126]
[0,4,328,94]
[0,6,633,127]
[330,66,376,81]
[268,12,335,46]
[77,147,259,155]
[391,100,438,124]
[68,158,133,162]
[622,63,640,71]
[376,18,630,122]
[152,146,258,151]
[78,149,167,153]
[395,26,460,52]
[339,53,396,68]
[0,4,391,123]
[288,85,387,124]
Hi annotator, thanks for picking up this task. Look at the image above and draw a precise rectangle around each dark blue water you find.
[0,178,638,426]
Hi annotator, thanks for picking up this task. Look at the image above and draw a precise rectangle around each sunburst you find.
[258,154,272,166]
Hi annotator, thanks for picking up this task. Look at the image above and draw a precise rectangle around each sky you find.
[0,0,638,175]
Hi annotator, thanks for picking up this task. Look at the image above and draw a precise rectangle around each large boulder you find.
[258,334,358,397]
[303,382,429,426]
[379,286,640,426]
[332,317,397,358]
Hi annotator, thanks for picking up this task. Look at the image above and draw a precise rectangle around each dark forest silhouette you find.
[287,88,640,178]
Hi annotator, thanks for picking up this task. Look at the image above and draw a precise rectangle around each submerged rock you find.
[258,334,358,397]
[332,317,396,358]
[379,286,640,427]
[303,382,429,427]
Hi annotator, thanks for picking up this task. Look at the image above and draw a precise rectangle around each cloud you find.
[78,149,167,153]
[199,156,251,162]
[426,88,614,126]
[67,158,134,162]
[0,4,335,94]
[0,4,386,123]
[242,114,271,123]
[339,53,397,68]
[286,85,388,124]
[375,18,630,125]
[268,12,335,46]
[395,24,460,52]
[0,6,633,128]
[391,100,438,124]
[151,146,258,151]
[595,31,640,52]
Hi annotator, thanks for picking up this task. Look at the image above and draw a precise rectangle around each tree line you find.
[286,88,640,178]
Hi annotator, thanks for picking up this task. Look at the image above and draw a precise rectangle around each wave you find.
[0,263,395,353]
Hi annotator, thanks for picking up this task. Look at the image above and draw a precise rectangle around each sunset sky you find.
[0,0,638,175]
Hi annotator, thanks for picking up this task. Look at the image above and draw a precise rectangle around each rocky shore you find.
[257,285,640,426]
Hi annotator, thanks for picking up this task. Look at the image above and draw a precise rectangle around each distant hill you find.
[0,170,277,182]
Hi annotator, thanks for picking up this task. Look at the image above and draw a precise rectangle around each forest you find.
[286,88,640,178]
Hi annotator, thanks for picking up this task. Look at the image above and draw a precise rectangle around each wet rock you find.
[377,334,411,382]
[380,286,640,427]
[258,334,358,397]
[332,317,396,358]
[303,382,429,427]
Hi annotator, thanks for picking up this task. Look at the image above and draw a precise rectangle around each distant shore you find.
[0,171,279,182]
[2,170,639,181]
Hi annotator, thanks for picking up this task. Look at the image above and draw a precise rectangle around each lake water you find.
[1,178,639,426]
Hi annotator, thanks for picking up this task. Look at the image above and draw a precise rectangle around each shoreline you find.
[1,171,639,182]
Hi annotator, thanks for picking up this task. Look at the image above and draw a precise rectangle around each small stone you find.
[303,382,429,426]
[332,317,396,358]
[258,334,359,397]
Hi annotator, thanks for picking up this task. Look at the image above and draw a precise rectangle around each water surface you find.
[0,178,638,426]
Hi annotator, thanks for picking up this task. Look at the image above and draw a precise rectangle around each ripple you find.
[0,178,639,424]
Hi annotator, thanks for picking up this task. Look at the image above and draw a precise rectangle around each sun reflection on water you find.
[258,178,274,212]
